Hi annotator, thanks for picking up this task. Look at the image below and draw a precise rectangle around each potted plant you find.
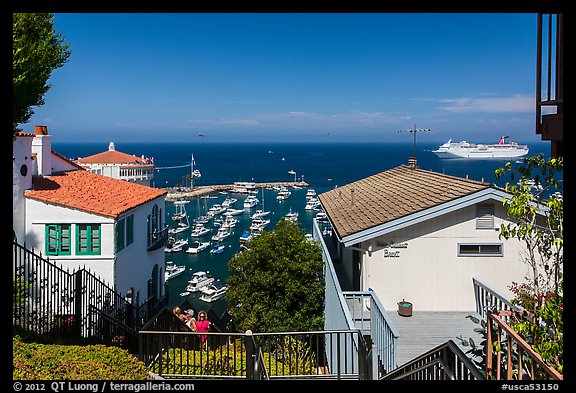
[398,299,413,317]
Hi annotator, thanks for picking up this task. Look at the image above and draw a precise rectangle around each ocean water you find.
[53,141,553,313]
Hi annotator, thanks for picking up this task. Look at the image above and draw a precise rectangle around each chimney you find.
[31,125,52,176]
[108,141,115,151]
[408,157,417,169]
[350,189,355,206]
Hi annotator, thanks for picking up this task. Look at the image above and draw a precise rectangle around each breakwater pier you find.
[164,181,309,201]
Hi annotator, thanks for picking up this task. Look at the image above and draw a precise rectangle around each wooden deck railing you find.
[486,310,562,381]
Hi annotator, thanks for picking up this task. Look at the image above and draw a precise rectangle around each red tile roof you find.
[318,165,491,240]
[76,150,148,164]
[25,170,167,218]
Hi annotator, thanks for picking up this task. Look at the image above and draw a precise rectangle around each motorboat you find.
[251,209,271,220]
[185,271,214,292]
[239,232,253,245]
[432,136,529,159]
[165,261,186,282]
[190,224,211,238]
[243,195,259,208]
[250,218,271,232]
[186,240,211,254]
[224,208,244,216]
[285,208,299,222]
[164,237,188,252]
[210,244,226,254]
[306,189,317,199]
[199,280,228,302]
[221,216,238,228]
[276,188,291,201]
[208,204,227,215]
[305,198,320,210]
[315,210,328,221]
[211,226,232,242]
[221,197,237,207]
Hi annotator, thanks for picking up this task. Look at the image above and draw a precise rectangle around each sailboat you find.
[251,186,271,219]
[191,154,201,179]
[169,200,190,234]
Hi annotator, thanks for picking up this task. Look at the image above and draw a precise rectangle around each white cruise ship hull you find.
[432,139,529,159]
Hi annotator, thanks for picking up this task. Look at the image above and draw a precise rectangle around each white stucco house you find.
[13,126,168,303]
[318,161,535,312]
[74,141,156,186]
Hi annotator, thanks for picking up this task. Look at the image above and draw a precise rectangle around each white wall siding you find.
[362,203,530,312]
[115,197,165,299]
[25,199,116,282]
[13,136,34,242]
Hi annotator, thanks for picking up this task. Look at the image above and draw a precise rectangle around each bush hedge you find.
[13,335,152,380]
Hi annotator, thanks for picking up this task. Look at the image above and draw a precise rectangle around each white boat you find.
[315,210,328,221]
[250,218,271,232]
[164,237,189,252]
[224,208,244,216]
[190,224,211,237]
[186,271,214,292]
[210,244,226,254]
[165,261,186,281]
[243,195,259,208]
[211,226,232,242]
[186,240,211,254]
[221,216,238,228]
[169,201,190,234]
[208,204,227,215]
[191,154,201,178]
[305,197,320,210]
[276,188,291,201]
[306,189,317,199]
[239,232,253,245]
[221,197,237,207]
[285,208,299,222]
[251,209,271,219]
[432,136,529,159]
[199,280,228,302]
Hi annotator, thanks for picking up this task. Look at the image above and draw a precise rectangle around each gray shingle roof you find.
[318,165,491,240]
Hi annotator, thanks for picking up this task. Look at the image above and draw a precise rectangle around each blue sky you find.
[25,13,544,144]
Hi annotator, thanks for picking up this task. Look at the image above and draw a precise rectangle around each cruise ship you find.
[432,136,529,159]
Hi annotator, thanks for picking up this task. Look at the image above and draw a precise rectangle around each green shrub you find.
[13,335,151,380]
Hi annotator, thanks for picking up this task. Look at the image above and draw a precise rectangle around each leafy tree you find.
[13,13,71,134]
[225,219,324,333]
[494,153,563,373]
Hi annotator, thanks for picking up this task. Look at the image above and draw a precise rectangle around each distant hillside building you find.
[74,142,156,186]
[13,126,168,302]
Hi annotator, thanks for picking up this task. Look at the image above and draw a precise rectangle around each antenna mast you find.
[396,124,431,160]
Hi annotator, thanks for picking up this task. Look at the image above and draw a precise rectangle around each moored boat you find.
[165,261,186,281]
[199,280,228,302]
[185,271,214,292]
[186,240,211,254]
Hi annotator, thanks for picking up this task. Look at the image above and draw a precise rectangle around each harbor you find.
[164,181,309,201]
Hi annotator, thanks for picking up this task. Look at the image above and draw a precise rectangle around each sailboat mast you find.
[190,154,194,189]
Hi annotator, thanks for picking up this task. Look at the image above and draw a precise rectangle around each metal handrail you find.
[486,310,562,380]
[381,340,485,381]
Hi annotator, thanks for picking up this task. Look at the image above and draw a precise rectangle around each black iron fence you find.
[12,240,163,351]
[139,329,372,380]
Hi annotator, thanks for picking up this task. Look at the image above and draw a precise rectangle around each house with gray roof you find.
[318,163,530,312]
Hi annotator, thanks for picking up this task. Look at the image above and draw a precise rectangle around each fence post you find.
[74,270,83,339]
[245,330,254,380]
